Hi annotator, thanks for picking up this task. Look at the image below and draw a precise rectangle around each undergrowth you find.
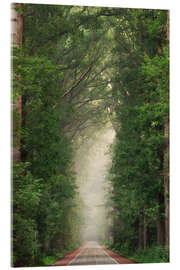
[41,243,80,266]
[105,242,169,263]
[132,245,169,263]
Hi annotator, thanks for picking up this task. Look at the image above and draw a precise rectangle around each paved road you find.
[68,241,118,265]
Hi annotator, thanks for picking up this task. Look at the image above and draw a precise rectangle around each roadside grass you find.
[42,256,57,266]
[42,250,68,266]
[131,245,169,263]
[42,243,80,266]
[104,242,169,264]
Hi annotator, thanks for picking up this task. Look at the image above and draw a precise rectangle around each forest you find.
[12,3,169,267]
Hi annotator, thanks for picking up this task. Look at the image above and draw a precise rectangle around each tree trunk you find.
[11,3,23,162]
[164,120,169,246]
[156,193,165,246]
[164,10,170,247]
[20,95,28,162]
[156,217,164,246]
[162,9,169,248]
[138,221,143,249]
[143,215,147,249]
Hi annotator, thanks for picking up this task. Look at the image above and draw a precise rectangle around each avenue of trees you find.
[108,8,169,263]
[12,3,169,266]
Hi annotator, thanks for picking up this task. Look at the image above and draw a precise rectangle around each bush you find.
[12,162,42,267]
[42,256,57,266]
[133,245,169,263]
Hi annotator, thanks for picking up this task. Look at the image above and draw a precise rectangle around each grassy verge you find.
[104,242,169,264]
[41,243,80,266]
[130,245,169,263]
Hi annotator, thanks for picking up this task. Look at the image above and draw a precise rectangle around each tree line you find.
[108,8,169,262]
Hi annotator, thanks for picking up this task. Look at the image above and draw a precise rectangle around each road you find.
[68,241,118,265]
[53,241,135,266]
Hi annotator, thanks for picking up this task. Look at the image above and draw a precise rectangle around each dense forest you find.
[12,3,169,266]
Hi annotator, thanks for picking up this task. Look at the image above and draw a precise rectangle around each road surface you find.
[68,241,118,265]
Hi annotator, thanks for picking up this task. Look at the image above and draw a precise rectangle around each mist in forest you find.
[74,126,115,243]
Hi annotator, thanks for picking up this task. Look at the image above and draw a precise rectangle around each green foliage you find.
[132,245,169,263]
[106,242,169,263]
[42,256,57,266]
[12,15,81,265]
[109,7,169,261]
[12,162,42,266]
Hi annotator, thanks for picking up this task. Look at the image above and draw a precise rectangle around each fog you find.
[74,126,115,243]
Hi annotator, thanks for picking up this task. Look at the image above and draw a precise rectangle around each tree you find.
[109,8,169,258]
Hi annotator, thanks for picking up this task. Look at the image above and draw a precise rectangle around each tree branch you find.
[53,61,94,108]
[63,62,94,98]
[115,36,139,68]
